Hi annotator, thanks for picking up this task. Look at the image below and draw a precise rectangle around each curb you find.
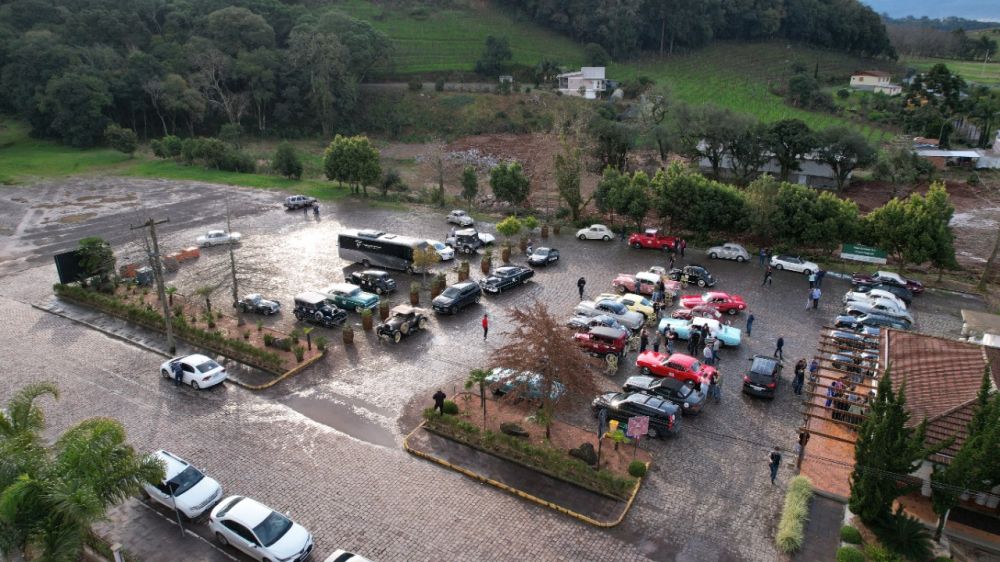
[402,422,645,528]
[232,349,325,390]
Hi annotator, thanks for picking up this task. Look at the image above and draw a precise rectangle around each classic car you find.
[573,326,629,362]
[668,265,717,287]
[850,283,913,305]
[322,282,379,312]
[706,242,750,262]
[446,229,495,254]
[635,351,716,387]
[283,195,317,209]
[622,375,706,415]
[670,306,722,321]
[235,293,280,315]
[843,289,907,310]
[611,271,669,296]
[851,270,924,294]
[827,327,878,350]
[770,254,819,275]
[196,230,241,247]
[596,293,655,320]
[427,240,455,261]
[446,209,475,227]
[844,301,913,323]
[527,247,560,266]
[742,355,783,398]
[376,305,429,343]
[347,270,397,295]
[628,228,678,250]
[576,224,614,241]
[292,292,347,328]
[849,312,912,331]
[567,314,630,337]
[657,317,742,347]
[679,292,747,315]
[479,265,534,294]
[432,281,482,314]
[591,392,681,438]
[485,368,565,402]
[574,300,645,332]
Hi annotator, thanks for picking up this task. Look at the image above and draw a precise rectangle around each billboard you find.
[53,250,85,284]
[840,244,887,265]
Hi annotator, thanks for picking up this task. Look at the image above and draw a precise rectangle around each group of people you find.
[825,380,870,426]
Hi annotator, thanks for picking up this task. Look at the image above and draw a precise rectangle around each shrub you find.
[839,525,862,545]
[442,400,459,415]
[272,337,293,352]
[627,460,647,478]
[434,78,445,92]
[263,333,274,346]
[293,345,305,362]
[864,544,903,562]
[314,335,327,351]
[408,80,422,92]
[874,510,932,562]
[104,124,138,155]
[836,547,864,562]
[775,475,813,553]
[272,142,303,179]
[243,331,250,340]
[256,319,263,332]
[151,135,182,158]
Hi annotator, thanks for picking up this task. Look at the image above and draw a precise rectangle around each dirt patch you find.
[56,212,97,224]
[75,194,137,204]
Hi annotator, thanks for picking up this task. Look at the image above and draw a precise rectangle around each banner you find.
[840,244,887,265]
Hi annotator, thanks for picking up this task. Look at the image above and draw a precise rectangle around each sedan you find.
[622,375,706,415]
[566,314,630,337]
[235,294,280,315]
[159,354,227,390]
[851,270,924,294]
[597,293,655,320]
[574,299,645,332]
[428,240,455,261]
[843,289,907,310]
[635,351,716,387]
[446,209,475,226]
[479,265,533,294]
[670,306,722,321]
[486,368,565,402]
[432,281,481,314]
[322,282,379,312]
[196,230,241,247]
[706,242,750,262]
[668,265,716,287]
[679,292,747,315]
[576,224,614,241]
[591,392,680,438]
[527,247,559,266]
[143,450,223,519]
[657,317,742,347]
[851,283,913,305]
[209,496,313,562]
[742,355,783,398]
[844,301,913,324]
[770,254,818,275]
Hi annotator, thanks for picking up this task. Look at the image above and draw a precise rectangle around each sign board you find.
[53,249,85,285]
[627,416,649,438]
[840,244,887,264]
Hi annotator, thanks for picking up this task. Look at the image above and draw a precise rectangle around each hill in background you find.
[862,0,999,21]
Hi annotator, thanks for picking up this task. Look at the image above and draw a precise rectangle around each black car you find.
[479,265,534,294]
[235,293,281,315]
[292,292,347,328]
[668,264,716,287]
[348,270,396,295]
[839,312,911,331]
[622,375,706,415]
[852,283,913,305]
[432,281,482,314]
[743,355,783,398]
[527,247,559,266]
[591,392,681,438]
[376,305,429,343]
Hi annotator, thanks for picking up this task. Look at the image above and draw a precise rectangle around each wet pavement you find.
[0,176,988,562]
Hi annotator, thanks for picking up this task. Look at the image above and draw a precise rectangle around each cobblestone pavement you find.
[0,178,987,562]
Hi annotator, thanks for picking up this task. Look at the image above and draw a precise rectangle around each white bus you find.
[337,230,429,273]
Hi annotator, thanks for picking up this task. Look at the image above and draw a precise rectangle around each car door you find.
[147,480,173,509]
[181,362,196,384]
[221,520,263,560]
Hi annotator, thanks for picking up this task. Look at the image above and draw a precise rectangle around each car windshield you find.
[432,242,446,251]
[638,297,652,307]
[345,287,360,296]
[602,302,625,314]
[167,465,205,496]
[535,248,549,255]
[750,357,776,375]
[674,383,692,398]
[690,360,702,371]
[253,511,293,547]
[441,287,461,298]
[195,360,220,373]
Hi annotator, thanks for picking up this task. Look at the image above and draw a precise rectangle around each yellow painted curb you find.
[230,349,326,390]
[402,422,646,528]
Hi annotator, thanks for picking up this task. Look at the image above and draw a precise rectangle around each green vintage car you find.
[322,282,379,313]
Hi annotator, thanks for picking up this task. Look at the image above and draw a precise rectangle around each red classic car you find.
[627,229,678,250]
[671,306,722,321]
[573,326,628,360]
[613,271,682,297]
[679,292,747,315]
[636,351,716,386]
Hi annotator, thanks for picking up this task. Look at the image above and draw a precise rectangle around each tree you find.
[553,142,588,222]
[464,369,490,429]
[489,162,530,210]
[323,135,381,196]
[490,300,602,439]
[766,119,815,181]
[874,144,935,197]
[495,215,523,246]
[745,175,781,242]
[474,36,512,77]
[584,43,611,66]
[380,169,405,197]
[288,24,353,138]
[77,236,115,286]
[591,119,634,172]
[272,142,303,180]
[461,166,478,207]
[38,70,112,148]
[849,367,932,526]
[815,127,876,191]
[104,124,138,156]
[0,383,163,561]
[725,121,770,185]
[594,167,628,226]
[411,246,439,287]
[614,171,651,229]
[675,104,746,180]
[866,183,955,271]
[194,285,216,315]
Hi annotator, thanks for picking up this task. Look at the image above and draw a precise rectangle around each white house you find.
[849,70,902,96]
[557,67,606,99]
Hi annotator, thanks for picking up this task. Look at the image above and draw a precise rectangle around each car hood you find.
[432,294,456,305]
[353,293,379,306]
[175,476,221,512]
[266,522,311,560]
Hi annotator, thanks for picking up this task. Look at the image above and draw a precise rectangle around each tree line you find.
[495,0,895,60]
[887,25,997,60]
[0,0,391,147]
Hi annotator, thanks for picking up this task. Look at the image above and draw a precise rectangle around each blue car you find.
[485,368,565,402]
[657,317,742,347]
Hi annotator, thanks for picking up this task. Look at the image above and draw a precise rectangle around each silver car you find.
[706,242,750,262]
[573,299,644,331]
[844,301,913,324]
[843,289,907,310]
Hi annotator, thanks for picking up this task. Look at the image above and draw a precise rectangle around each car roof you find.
[326,283,357,293]
[749,355,779,373]
[391,305,422,314]
[450,210,467,214]
[450,281,477,289]
[294,291,327,304]
[152,450,189,480]
[666,353,695,365]
[360,270,388,276]
[624,392,672,411]
[590,326,624,338]
[703,291,727,298]
[455,228,477,235]
[635,271,659,281]
[181,354,212,365]
[207,230,224,235]
[220,496,272,528]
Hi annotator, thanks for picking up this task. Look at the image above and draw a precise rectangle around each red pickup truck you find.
[628,229,678,250]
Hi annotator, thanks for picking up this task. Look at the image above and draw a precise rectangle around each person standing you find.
[808,271,816,288]
[639,329,649,353]
[768,447,782,485]
[688,329,701,356]
[703,343,714,366]
[808,358,819,382]
[481,313,489,340]
[793,359,806,395]
[762,266,773,287]
[652,331,662,353]
[172,362,183,387]
[816,269,826,288]
[758,247,767,266]
[666,327,676,354]
[680,239,686,257]
[708,371,721,403]
[774,336,784,360]
[746,312,755,337]
[712,336,721,365]
[668,254,675,271]
[811,287,821,309]
[433,389,447,415]
[577,277,586,300]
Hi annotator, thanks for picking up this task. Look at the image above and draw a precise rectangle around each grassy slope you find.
[0,121,131,184]
[900,56,1000,87]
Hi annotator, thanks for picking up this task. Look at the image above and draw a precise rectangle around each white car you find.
[159,354,228,389]
[844,289,907,310]
[428,240,455,261]
[706,242,750,262]
[327,551,373,562]
[446,210,475,227]
[197,230,241,247]
[143,450,223,519]
[209,496,314,562]
[576,224,614,241]
[770,254,819,275]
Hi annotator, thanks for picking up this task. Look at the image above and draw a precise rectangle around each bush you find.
[151,135,182,158]
[568,442,597,465]
[442,400,459,415]
[836,547,864,562]
[263,333,274,346]
[627,460,647,477]
[584,42,610,66]
[873,510,932,562]
[179,137,255,172]
[272,142,303,179]
[864,544,903,562]
[293,345,305,362]
[408,80,422,92]
[434,78,445,92]
[839,525,862,545]
[104,124,138,155]
[315,335,327,351]
[776,475,813,553]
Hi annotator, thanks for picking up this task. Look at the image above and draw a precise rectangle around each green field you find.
[0,121,132,184]
[901,56,1000,87]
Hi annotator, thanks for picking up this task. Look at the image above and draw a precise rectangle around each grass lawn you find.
[0,121,132,184]
[900,56,1000,88]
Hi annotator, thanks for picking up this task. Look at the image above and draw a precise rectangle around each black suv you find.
[669,264,716,287]
[292,292,347,328]
[591,391,681,438]
[622,375,706,415]
[742,355,783,398]
[432,281,482,314]
[348,270,396,295]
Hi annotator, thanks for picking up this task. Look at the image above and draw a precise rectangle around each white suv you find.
[142,450,223,519]
[446,210,475,226]
[210,496,314,562]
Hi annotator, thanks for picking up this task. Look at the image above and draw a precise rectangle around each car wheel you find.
[775,263,784,270]
[362,259,371,268]
[474,294,481,304]
[602,235,611,241]
[709,252,717,259]
[803,269,812,276]
[578,234,586,240]
[697,279,707,287]
[393,332,402,344]
[215,532,229,547]
[728,308,737,315]
[669,274,679,281]
[161,369,170,379]
[617,285,627,294]
[648,427,660,439]
[418,317,427,329]
[405,265,415,275]
[314,312,323,322]
[641,366,651,375]
[736,256,745,263]
[356,305,364,313]
[464,246,473,254]
[631,242,642,249]
[190,380,200,390]
[376,287,384,295]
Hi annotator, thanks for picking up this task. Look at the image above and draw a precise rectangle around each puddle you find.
[281,394,397,449]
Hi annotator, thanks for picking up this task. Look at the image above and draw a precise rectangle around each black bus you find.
[337,230,428,273]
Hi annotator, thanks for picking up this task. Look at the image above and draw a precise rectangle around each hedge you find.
[776,475,814,553]
[836,546,865,562]
[840,525,862,545]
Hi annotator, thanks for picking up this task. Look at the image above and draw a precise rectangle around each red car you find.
[635,351,717,386]
[671,306,722,321]
[850,270,924,294]
[679,292,747,315]
[611,271,660,295]
[628,229,678,250]
[573,326,628,360]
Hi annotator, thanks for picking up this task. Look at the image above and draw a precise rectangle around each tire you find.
[648,427,661,439]
[393,332,402,344]
[727,308,737,315]
[464,246,473,255]
[631,242,642,249]
[669,274,680,281]
[775,263,784,270]
[579,234,587,240]
[803,269,812,276]
[314,312,323,322]
[617,285,627,294]
[736,256,745,263]
[697,279,707,287]
[405,265,415,275]
[641,367,651,375]
[215,532,229,547]
[356,305,364,313]
[161,369,170,379]
[418,317,427,329]
[474,295,481,304]
[709,252,717,259]
[376,287,384,295]
[602,235,610,241]
[449,306,457,315]
[190,380,200,390]
[362,259,371,268]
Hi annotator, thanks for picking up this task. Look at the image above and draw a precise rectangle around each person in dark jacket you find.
[774,336,785,359]
[433,389,446,415]
[768,447,782,485]
[793,360,806,395]
[639,329,649,353]
[577,277,586,300]
[172,362,183,387]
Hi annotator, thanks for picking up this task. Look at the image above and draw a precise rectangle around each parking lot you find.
[0,177,987,561]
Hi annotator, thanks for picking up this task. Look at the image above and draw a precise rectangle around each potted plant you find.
[342,324,354,345]
[410,281,420,305]
[541,224,549,238]
[518,235,528,252]
[480,248,492,274]
[457,260,470,282]
[379,299,390,321]
[495,216,522,264]
[361,308,373,331]
[553,223,562,235]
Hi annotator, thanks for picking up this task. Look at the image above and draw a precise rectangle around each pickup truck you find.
[284,195,317,209]
[628,229,677,250]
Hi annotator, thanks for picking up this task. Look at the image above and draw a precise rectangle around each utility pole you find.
[226,198,243,326]
[131,218,175,354]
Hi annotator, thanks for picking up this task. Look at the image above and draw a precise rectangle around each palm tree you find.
[302,327,314,350]
[194,285,215,315]
[0,383,164,561]
[165,286,178,306]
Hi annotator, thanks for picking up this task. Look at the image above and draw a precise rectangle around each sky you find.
[861,0,999,21]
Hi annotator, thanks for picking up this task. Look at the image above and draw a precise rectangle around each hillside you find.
[861,0,999,21]
[901,56,1000,87]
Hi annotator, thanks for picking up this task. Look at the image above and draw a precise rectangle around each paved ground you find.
[0,177,986,562]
